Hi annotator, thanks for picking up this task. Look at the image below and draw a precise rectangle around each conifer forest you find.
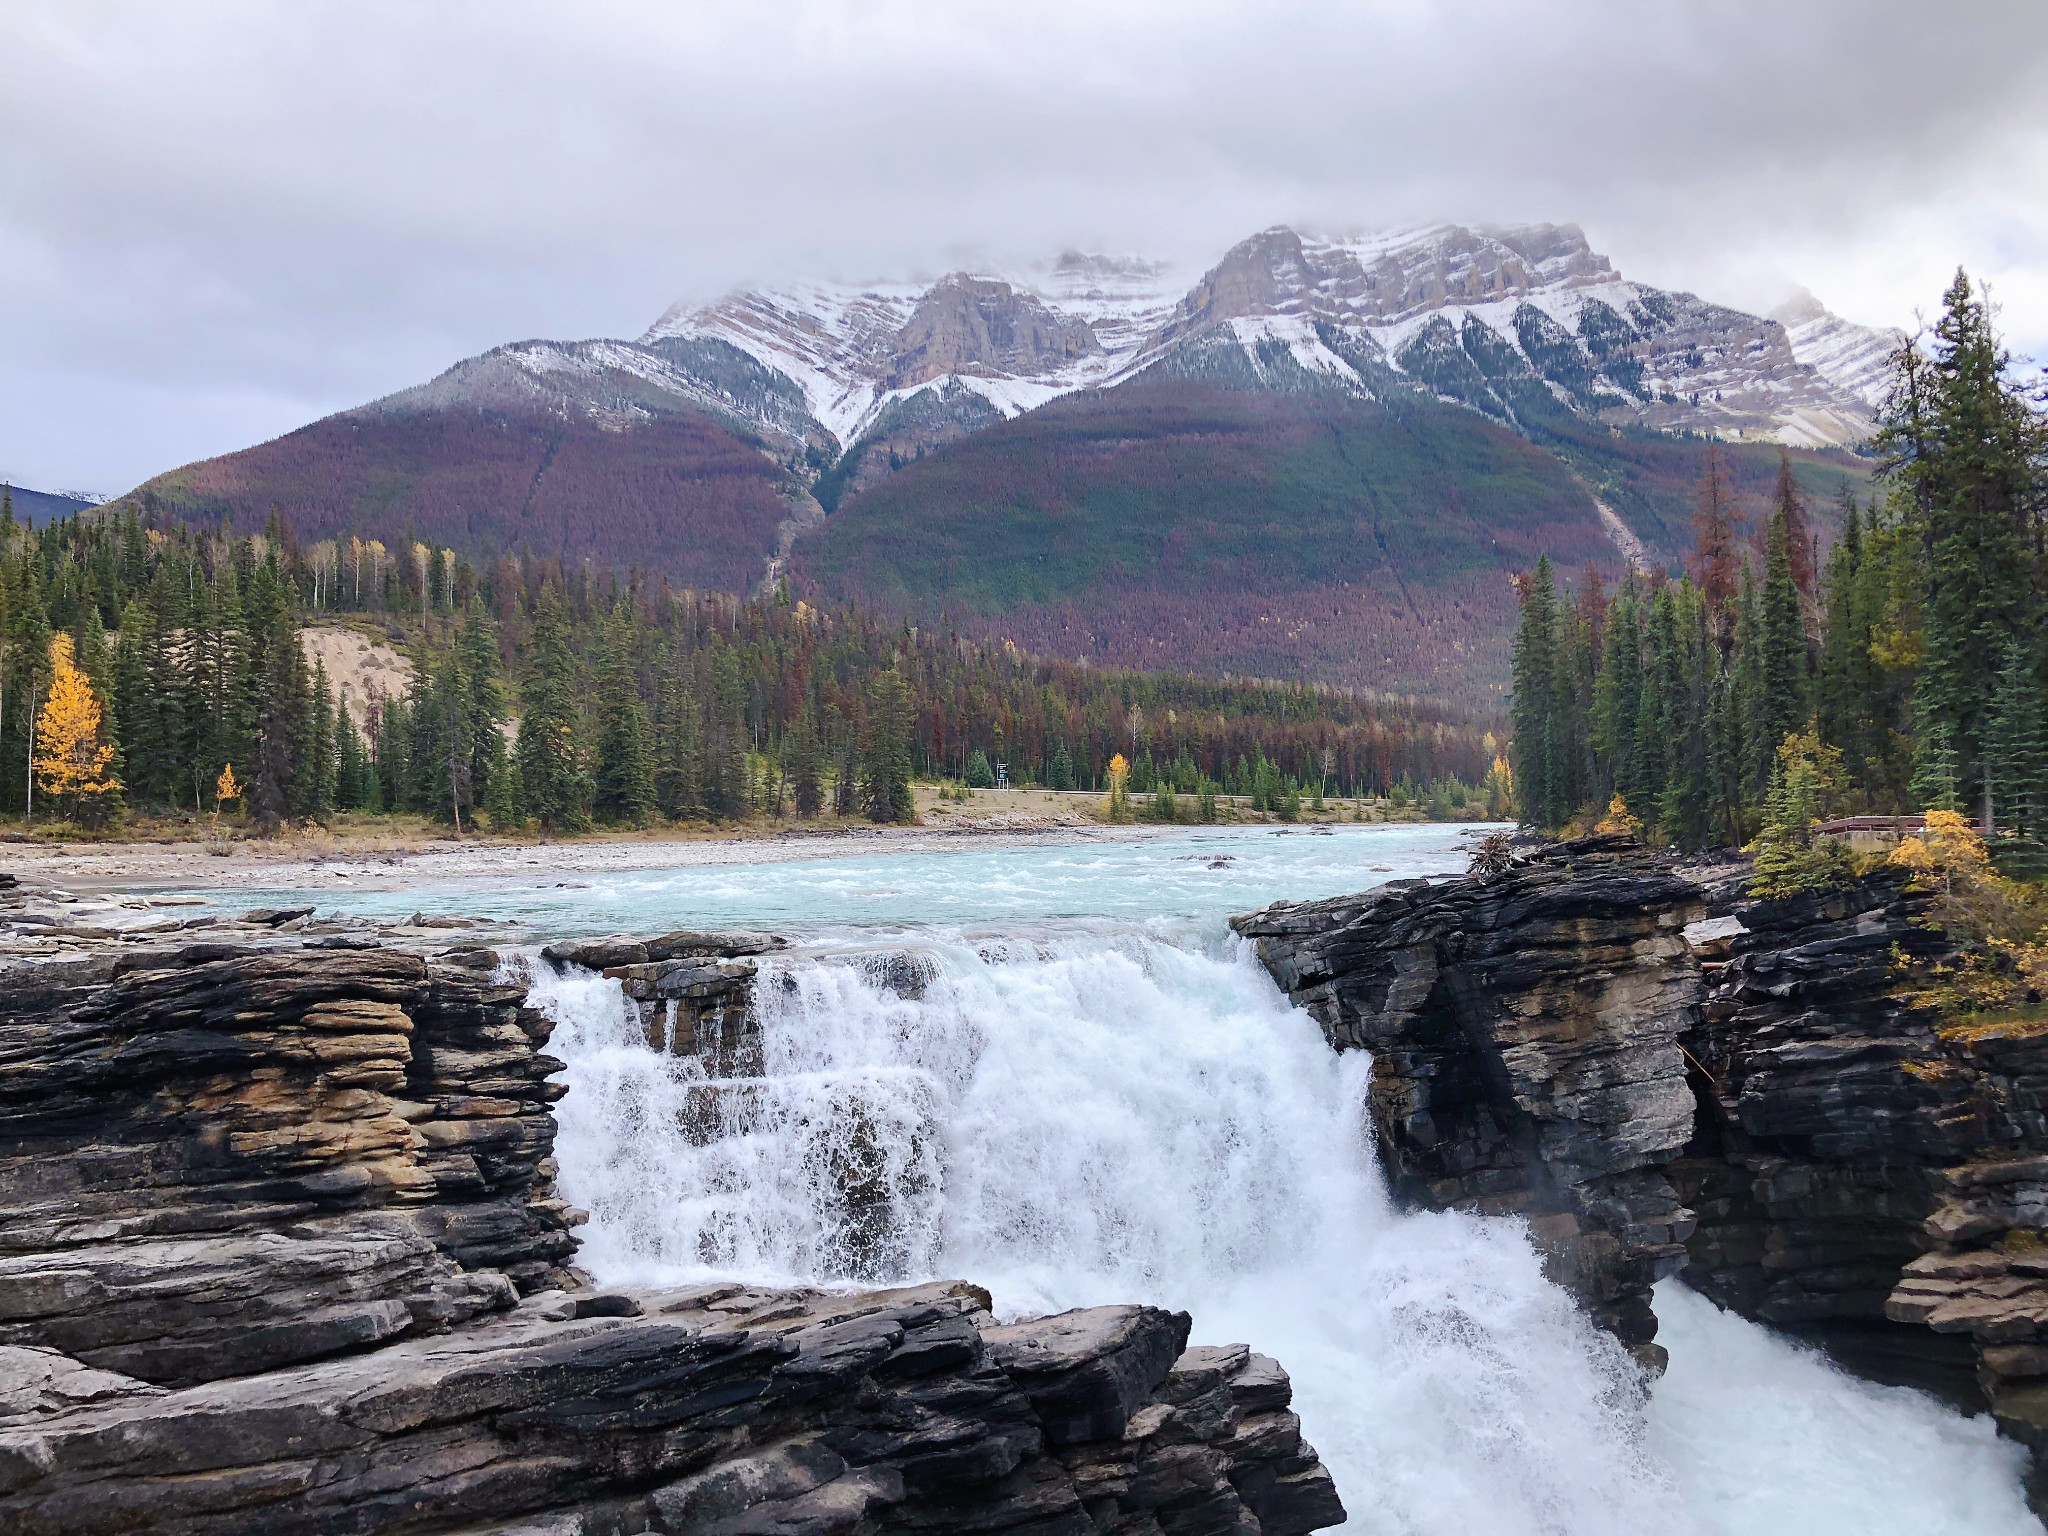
[1509,271,2048,888]
[0,489,1501,836]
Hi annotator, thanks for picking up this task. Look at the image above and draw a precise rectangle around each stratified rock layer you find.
[1675,871,2048,1493]
[1236,838,2048,1505]
[0,940,1345,1535]
[1232,835,1704,1360]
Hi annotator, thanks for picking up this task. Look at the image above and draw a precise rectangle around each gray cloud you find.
[5,0,2045,494]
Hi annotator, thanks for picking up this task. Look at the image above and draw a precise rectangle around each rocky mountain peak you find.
[884,272,1102,390]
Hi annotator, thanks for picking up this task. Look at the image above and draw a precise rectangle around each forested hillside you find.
[0,490,1498,836]
[1509,271,2045,890]
[802,381,1864,697]
[123,405,799,596]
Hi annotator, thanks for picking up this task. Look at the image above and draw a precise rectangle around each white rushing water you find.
[202,821,2030,1533]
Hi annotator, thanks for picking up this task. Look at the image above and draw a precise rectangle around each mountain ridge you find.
[107,219,1885,696]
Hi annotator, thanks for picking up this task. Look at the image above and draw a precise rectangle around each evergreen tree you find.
[861,666,916,824]
[1985,638,2048,880]
[592,604,656,826]
[653,662,702,820]
[515,583,590,834]
[1757,515,1808,775]
[787,711,823,818]
[1048,741,1075,791]
[458,606,511,824]
[244,560,304,834]
[1510,557,1561,827]
[335,701,374,811]
[1882,270,2045,821]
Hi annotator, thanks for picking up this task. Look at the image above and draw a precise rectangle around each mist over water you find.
[231,819,2027,1534]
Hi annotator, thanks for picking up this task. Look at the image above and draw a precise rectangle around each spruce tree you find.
[592,604,656,827]
[1590,584,1641,810]
[1757,515,1808,773]
[1510,558,1560,827]
[458,606,510,822]
[861,666,916,824]
[787,711,823,818]
[654,663,702,820]
[1985,638,2048,880]
[1815,494,1866,780]
[1881,269,2045,819]
[1049,741,1075,791]
[515,583,590,834]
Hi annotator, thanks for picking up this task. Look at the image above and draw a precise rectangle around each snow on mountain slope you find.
[352,333,833,459]
[1132,223,1879,447]
[333,222,1888,481]
[644,255,1187,450]
[642,222,1885,457]
[1770,289,1903,410]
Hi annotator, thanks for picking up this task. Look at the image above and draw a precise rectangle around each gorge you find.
[0,825,2041,1533]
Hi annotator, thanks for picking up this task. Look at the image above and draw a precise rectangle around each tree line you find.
[1509,270,2047,881]
[0,496,1500,834]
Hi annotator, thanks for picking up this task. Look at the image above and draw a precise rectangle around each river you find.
[180,821,2038,1535]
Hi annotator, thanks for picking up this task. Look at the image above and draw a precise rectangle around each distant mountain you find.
[1769,288,1903,410]
[650,223,1887,465]
[110,220,1884,694]
[3,484,101,526]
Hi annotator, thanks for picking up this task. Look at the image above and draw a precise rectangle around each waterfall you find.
[531,927,2039,1536]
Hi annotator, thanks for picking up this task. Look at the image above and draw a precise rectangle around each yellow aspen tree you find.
[214,762,242,826]
[1105,752,1131,824]
[33,634,119,821]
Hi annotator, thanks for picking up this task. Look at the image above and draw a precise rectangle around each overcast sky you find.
[5,0,2046,496]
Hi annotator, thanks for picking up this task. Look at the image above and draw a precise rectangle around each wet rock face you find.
[0,945,577,1385]
[0,938,1347,1535]
[1241,842,2048,1506]
[1233,835,1705,1360]
[1674,871,2048,1489]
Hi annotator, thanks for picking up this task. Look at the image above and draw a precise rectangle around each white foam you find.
[531,923,2040,1536]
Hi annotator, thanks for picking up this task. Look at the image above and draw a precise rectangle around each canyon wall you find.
[0,936,1344,1536]
[1234,836,2048,1502]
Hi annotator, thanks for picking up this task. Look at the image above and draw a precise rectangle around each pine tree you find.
[787,711,823,818]
[1882,269,2045,822]
[1757,514,1808,772]
[1049,741,1075,791]
[862,666,916,823]
[515,583,590,834]
[1510,558,1561,827]
[592,604,656,827]
[966,748,995,788]
[1985,638,2048,880]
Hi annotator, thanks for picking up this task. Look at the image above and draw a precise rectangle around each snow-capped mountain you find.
[1769,288,1903,410]
[333,221,1891,502]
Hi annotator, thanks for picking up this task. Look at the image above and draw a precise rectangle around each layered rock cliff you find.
[1231,836,1704,1366]
[1234,835,2048,1503]
[0,937,1346,1535]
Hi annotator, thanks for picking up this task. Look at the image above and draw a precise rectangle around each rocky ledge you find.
[1234,834,2048,1504]
[0,937,1345,1534]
